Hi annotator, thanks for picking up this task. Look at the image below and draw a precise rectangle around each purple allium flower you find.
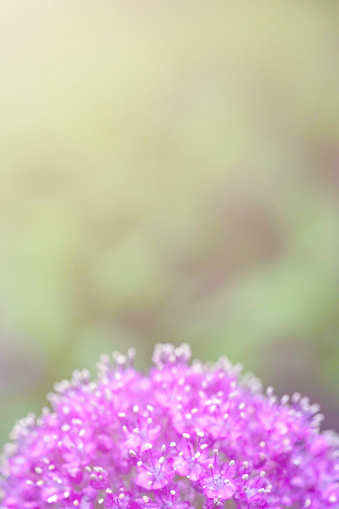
[1,343,338,509]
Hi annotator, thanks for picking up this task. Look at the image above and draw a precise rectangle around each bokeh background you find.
[1,0,339,447]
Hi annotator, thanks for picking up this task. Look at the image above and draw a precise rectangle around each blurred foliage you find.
[0,0,339,446]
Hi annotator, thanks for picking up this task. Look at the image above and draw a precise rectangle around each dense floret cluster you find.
[1,344,338,509]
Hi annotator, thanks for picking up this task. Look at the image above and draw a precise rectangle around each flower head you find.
[1,343,338,509]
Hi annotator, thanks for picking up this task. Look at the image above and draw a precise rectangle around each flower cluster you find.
[1,344,338,509]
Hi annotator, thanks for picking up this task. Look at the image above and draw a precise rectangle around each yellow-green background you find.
[1,0,339,447]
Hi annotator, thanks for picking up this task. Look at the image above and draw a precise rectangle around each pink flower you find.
[0,344,338,509]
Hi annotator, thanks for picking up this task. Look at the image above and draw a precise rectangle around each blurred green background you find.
[0,0,339,447]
